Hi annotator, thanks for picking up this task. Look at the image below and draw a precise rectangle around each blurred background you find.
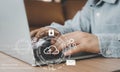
[24,0,87,31]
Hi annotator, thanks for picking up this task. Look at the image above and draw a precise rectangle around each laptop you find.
[0,0,100,66]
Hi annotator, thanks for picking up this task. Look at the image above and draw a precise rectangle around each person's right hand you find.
[30,27,61,42]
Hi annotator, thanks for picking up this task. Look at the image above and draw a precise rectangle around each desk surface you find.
[0,52,120,72]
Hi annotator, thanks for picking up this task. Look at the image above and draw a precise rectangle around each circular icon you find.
[33,36,75,70]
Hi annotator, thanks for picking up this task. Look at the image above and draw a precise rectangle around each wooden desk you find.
[0,52,120,72]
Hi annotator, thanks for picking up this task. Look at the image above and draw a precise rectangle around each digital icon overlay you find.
[48,29,55,36]
[43,45,59,55]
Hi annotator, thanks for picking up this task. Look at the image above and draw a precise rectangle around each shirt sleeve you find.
[49,0,92,34]
[96,34,120,58]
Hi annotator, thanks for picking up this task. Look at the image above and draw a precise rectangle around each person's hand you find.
[30,27,61,42]
[51,31,100,56]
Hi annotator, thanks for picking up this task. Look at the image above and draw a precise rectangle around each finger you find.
[54,30,61,37]
[53,36,68,52]
[51,38,57,44]
[30,29,40,37]
[64,44,84,56]
[35,28,49,39]
[50,34,61,44]
[41,30,49,38]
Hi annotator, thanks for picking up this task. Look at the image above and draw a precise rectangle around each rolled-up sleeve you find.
[96,34,120,58]
[49,0,92,34]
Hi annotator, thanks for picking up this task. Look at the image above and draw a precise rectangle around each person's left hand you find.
[51,31,100,56]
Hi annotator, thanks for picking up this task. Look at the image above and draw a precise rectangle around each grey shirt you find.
[49,0,120,58]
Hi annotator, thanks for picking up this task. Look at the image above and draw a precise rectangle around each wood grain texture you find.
[0,52,120,72]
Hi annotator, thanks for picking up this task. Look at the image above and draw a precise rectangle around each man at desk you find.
[31,0,120,58]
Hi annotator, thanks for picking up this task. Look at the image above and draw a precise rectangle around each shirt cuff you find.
[47,22,65,34]
[96,34,120,58]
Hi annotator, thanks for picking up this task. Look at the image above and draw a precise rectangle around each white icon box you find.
[48,29,54,36]
[66,60,76,66]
